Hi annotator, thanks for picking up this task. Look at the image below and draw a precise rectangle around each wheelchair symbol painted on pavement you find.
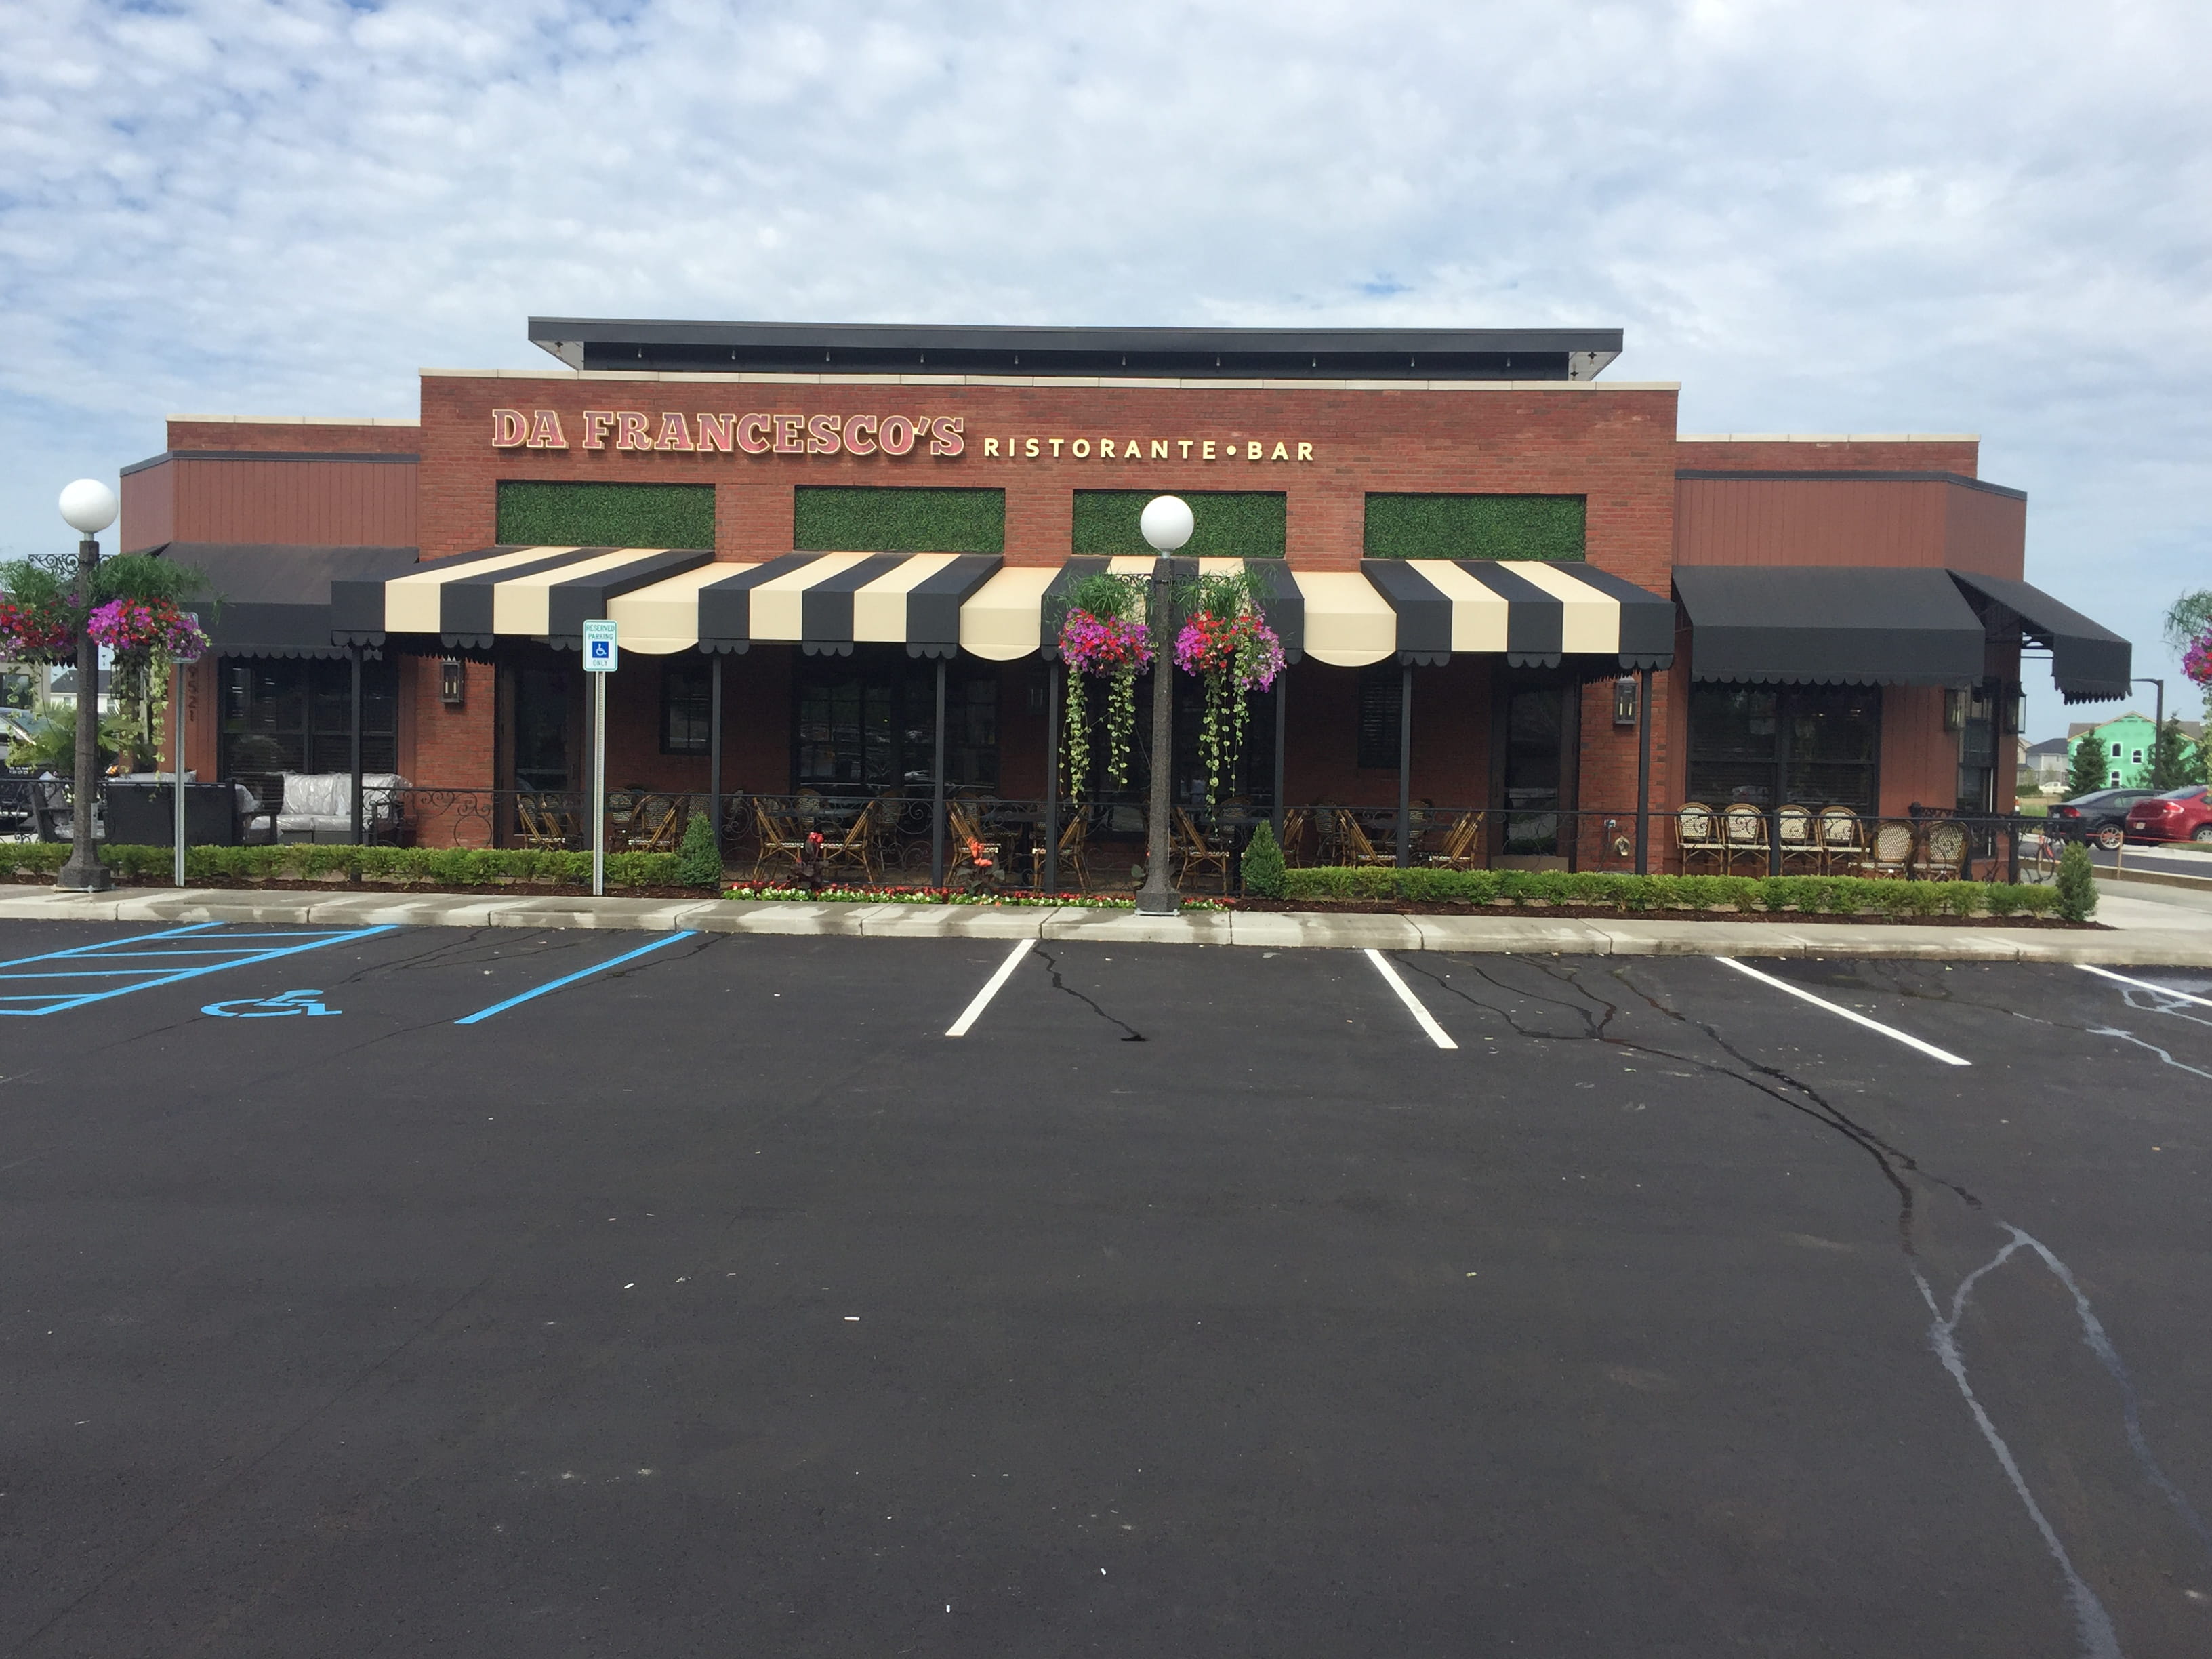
[201,989,341,1019]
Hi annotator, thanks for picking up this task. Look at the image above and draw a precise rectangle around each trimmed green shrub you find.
[3,842,684,888]
[1364,495,1586,561]
[1240,820,1287,898]
[676,808,722,887]
[1072,491,1287,559]
[496,480,714,548]
[794,486,1004,553]
[1272,864,2062,919]
[2055,842,2099,922]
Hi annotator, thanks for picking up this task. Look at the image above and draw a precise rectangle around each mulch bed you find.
[1231,897,2102,928]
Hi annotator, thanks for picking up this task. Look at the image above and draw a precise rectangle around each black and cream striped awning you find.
[330,546,1672,668]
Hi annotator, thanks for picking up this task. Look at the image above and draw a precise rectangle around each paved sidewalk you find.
[0,882,2202,963]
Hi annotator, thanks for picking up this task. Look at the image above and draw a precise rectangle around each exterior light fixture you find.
[55,479,120,893]
[440,657,466,705]
[1134,495,1195,916]
[1612,674,1639,727]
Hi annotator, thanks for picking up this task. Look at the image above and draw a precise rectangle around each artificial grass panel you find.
[1364,494,1585,560]
[794,487,1005,553]
[1072,491,1287,558]
[496,481,715,548]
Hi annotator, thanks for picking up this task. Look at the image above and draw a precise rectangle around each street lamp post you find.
[56,480,119,893]
[1134,495,1193,916]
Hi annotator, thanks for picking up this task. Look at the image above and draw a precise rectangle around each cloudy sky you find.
[3,0,2207,736]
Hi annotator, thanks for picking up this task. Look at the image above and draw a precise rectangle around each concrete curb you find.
[0,884,2204,964]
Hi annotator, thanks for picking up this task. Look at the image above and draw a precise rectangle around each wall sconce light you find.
[1612,674,1639,728]
[2003,689,2024,735]
[440,657,466,707]
[1943,687,1967,732]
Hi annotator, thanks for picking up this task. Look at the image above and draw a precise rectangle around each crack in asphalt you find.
[1032,945,1145,1040]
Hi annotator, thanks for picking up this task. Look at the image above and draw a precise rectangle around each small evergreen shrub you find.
[676,808,723,886]
[2054,842,2099,922]
[1240,820,1286,898]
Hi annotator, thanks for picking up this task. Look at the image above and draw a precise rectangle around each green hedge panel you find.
[1364,494,1585,560]
[1071,491,1287,558]
[794,487,1005,553]
[495,481,715,548]
[1265,863,2062,918]
[3,842,693,888]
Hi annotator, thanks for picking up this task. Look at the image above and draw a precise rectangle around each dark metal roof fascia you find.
[528,318,1623,381]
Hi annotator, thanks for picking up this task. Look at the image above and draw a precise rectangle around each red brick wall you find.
[417,372,1681,590]
[165,419,420,455]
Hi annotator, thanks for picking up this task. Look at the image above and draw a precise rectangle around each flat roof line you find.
[1678,432,1978,443]
[420,367,1681,392]
[167,413,421,427]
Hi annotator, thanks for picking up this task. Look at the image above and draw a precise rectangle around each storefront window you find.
[1356,665,1400,771]
[661,659,712,755]
[219,657,398,806]
[794,651,997,794]
[1688,684,1880,811]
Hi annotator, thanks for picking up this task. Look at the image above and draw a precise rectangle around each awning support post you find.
[1635,666,1652,876]
[930,656,947,887]
[708,652,723,856]
[1272,665,1288,842]
[1396,663,1413,869]
[173,655,188,888]
[1044,665,1060,895]
[348,644,364,846]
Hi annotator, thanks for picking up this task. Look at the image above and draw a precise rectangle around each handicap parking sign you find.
[583,618,619,672]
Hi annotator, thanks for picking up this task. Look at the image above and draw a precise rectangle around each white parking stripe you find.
[2076,964,2212,1010]
[944,939,1034,1037]
[1364,949,1458,1050]
[1713,956,1971,1067]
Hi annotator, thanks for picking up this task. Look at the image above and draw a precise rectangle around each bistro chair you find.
[1815,806,1863,876]
[1277,806,1313,867]
[1676,802,1726,874]
[1030,810,1092,893]
[749,797,810,883]
[1172,806,1235,893]
[945,800,1002,884]
[1332,808,1394,868]
[1425,809,1486,870]
[819,798,880,882]
[517,792,579,851]
[1774,804,1822,874]
[1919,819,1968,882]
[1860,818,1917,880]
[1721,802,1769,874]
[622,793,684,853]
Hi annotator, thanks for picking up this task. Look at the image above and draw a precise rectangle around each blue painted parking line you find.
[0,924,398,1016]
[455,931,697,1025]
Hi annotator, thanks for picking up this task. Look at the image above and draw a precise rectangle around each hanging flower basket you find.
[0,599,76,663]
[2185,633,2212,691]
[1174,605,1284,804]
[86,598,208,662]
[1058,594,1153,792]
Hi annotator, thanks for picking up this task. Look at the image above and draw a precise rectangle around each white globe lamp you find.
[1140,494,1194,553]
[58,479,119,537]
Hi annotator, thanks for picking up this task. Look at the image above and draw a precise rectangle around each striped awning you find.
[331,546,1671,668]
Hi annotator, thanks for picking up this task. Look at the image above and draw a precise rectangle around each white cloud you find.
[2,0,2208,731]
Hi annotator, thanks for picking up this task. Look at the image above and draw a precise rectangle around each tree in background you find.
[2148,715,2197,790]
[2175,588,2212,785]
[2065,728,2110,798]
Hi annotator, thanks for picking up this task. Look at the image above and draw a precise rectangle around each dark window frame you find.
[660,657,713,756]
[1686,682,1883,813]
[217,655,399,804]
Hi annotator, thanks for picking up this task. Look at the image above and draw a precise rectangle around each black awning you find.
[1946,569,2131,703]
[1672,566,1986,687]
[155,543,419,657]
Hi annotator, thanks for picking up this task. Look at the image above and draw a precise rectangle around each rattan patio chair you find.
[945,800,1002,884]
[1721,803,1768,874]
[819,798,880,882]
[749,798,809,883]
[1815,806,1863,876]
[1030,809,1091,893]
[517,792,579,851]
[1333,808,1394,867]
[1676,802,1726,874]
[1425,809,1486,869]
[1919,818,1968,882]
[1277,806,1313,867]
[1860,818,1917,879]
[1775,804,1822,874]
[1172,806,1235,892]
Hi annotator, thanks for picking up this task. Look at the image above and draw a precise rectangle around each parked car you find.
[2123,784,2212,844]
[2047,787,2159,850]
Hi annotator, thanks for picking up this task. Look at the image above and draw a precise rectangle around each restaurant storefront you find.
[120,319,2133,881]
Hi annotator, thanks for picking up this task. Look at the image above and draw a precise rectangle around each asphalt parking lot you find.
[3,920,2209,1656]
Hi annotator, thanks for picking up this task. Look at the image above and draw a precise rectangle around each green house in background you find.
[2066,711,2203,790]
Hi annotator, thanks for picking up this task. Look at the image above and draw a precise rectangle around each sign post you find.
[171,614,204,889]
[582,619,618,897]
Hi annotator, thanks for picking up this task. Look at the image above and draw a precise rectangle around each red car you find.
[2123,784,2212,844]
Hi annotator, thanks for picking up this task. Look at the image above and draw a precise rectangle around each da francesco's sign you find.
[490,408,1318,464]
